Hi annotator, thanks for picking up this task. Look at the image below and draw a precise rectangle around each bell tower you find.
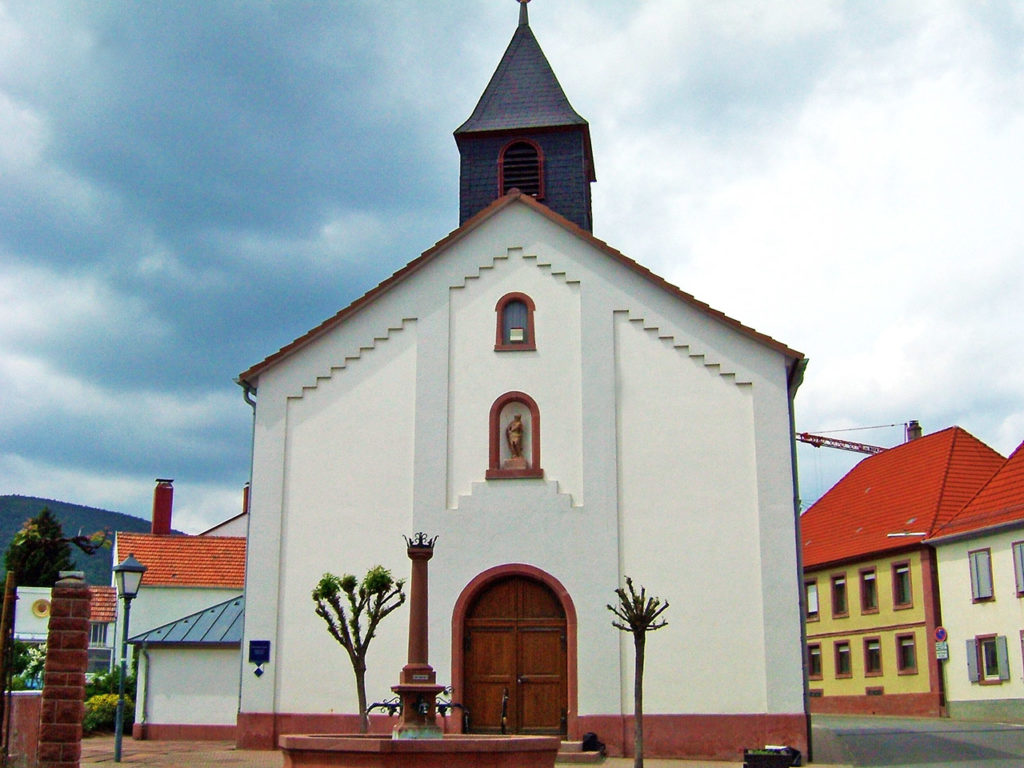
[454,0,596,231]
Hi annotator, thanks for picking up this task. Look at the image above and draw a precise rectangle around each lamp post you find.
[113,553,146,762]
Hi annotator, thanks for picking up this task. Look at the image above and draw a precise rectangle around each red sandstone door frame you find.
[451,564,578,737]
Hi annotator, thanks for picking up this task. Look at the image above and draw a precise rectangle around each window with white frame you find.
[892,562,913,608]
[807,643,822,680]
[969,548,994,602]
[834,640,852,678]
[967,635,1010,683]
[89,622,108,647]
[896,633,918,674]
[805,580,819,620]
[860,567,878,613]
[831,574,848,618]
[864,637,883,676]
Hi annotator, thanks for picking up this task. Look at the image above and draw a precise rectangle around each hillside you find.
[1,495,154,587]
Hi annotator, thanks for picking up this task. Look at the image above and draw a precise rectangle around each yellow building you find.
[801,427,1003,715]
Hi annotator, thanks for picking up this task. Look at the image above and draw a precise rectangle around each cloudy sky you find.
[2,1,1021,533]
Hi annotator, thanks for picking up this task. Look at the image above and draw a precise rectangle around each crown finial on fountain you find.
[404,532,438,550]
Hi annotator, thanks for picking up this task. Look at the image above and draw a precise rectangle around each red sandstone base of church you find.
[279,734,559,768]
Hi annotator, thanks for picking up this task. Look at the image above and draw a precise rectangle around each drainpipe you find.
[236,379,257,717]
[238,379,256,519]
[787,357,812,763]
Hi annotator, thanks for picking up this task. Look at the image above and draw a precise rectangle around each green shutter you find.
[966,639,979,682]
[1013,542,1024,594]
[996,636,1010,681]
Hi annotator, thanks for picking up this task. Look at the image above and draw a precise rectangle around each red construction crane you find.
[795,420,921,455]
[795,433,885,455]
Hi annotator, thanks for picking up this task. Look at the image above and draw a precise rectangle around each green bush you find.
[83,693,134,733]
[85,668,135,699]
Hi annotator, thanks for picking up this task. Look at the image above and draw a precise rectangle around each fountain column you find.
[392,533,445,739]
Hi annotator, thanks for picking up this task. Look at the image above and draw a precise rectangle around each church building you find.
[236,4,808,760]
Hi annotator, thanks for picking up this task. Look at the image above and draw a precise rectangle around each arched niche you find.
[486,391,543,479]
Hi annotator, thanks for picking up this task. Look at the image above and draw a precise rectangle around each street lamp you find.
[113,553,146,763]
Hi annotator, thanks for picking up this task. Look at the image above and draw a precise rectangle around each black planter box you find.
[743,746,801,767]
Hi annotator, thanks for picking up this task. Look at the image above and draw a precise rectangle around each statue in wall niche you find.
[503,413,528,469]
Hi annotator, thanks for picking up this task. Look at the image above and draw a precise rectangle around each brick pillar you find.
[37,572,91,768]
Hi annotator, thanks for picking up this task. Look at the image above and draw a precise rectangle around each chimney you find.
[242,482,250,516]
[906,420,923,442]
[152,478,174,535]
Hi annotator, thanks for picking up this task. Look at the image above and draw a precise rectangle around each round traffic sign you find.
[935,627,948,642]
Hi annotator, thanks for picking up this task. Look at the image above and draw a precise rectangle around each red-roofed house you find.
[112,531,246,651]
[800,427,1004,716]
[13,585,118,676]
[111,520,246,739]
[928,440,1024,720]
[88,586,116,673]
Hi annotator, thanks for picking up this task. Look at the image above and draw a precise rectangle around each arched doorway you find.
[462,575,568,735]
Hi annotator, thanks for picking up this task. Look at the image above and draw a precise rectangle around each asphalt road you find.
[812,715,1024,768]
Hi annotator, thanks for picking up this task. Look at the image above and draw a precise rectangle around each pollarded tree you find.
[608,577,669,768]
[312,565,406,733]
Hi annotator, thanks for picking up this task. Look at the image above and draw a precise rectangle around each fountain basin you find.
[279,733,560,768]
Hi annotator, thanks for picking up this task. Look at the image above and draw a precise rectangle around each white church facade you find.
[236,6,808,760]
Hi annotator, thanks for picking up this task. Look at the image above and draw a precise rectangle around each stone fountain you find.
[278,534,560,767]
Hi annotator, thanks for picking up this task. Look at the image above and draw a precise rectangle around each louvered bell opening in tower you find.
[501,141,542,198]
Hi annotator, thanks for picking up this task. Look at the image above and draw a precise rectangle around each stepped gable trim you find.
[930,439,1024,541]
[239,193,802,385]
[619,311,753,387]
[287,318,414,402]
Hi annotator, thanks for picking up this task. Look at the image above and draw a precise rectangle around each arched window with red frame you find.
[495,292,536,351]
[500,140,544,199]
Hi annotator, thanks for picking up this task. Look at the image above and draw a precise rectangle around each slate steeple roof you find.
[454,4,596,230]
[455,4,588,135]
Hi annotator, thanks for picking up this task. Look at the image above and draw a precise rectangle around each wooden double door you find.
[463,576,567,735]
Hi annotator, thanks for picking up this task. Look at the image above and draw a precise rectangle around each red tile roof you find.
[89,586,116,623]
[116,533,246,588]
[238,191,802,384]
[801,427,1004,568]
[930,440,1024,539]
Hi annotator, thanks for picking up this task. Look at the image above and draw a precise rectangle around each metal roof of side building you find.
[129,595,244,646]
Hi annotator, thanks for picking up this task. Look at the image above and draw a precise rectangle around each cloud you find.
[0,1,1021,529]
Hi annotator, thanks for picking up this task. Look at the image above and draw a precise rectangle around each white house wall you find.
[615,312,765,713]
[240,200,804,723]
[13,587,52,643]
[137,647,240,726]
[935,527,1024,717]
[274,321,417,714]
